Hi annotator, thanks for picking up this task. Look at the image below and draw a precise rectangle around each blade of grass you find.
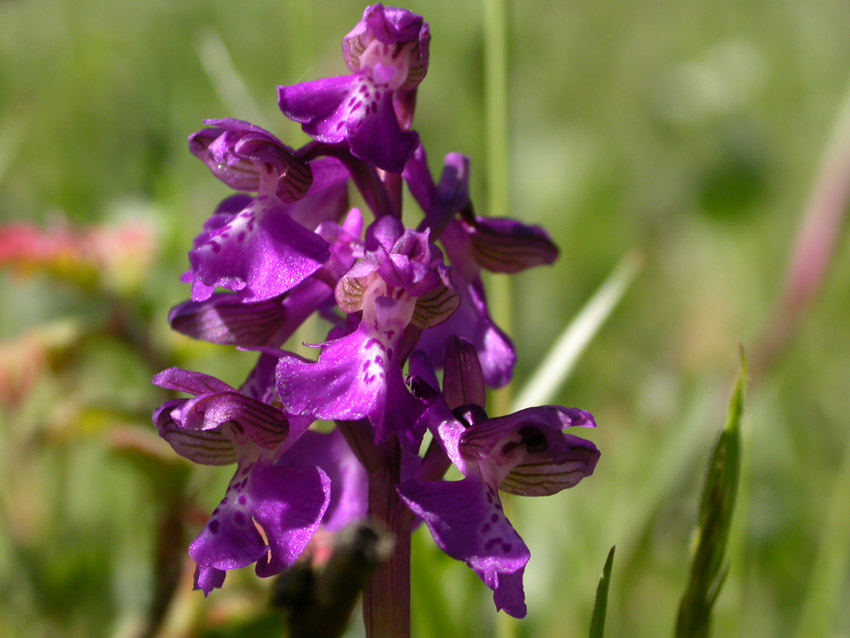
[589,546,616,638]
[511,251,641,411]
[195,28,268,128]
[793,425,850,638]
[675,351,746,638]
[0,111,28,187]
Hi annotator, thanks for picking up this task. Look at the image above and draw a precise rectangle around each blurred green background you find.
[2,0,849,636]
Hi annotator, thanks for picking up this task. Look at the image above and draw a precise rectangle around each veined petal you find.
[500,433,600,496]
[460,406,599,496]
[442,336,486,410]
[172,393,289,451]
[153,399,237,466]
[189,119,312,202]
[168,279,334,348]
[467,217,559,274]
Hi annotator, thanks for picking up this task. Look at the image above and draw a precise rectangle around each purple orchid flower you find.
[398,338,599,617]
[275,216,457,448]
[277,4,429,173]
[182,155,351,303]
[169,208,365,348]
[152,364,331,594]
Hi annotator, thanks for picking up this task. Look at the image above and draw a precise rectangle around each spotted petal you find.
[190,459,331,594]
[398,476,529,618]
[185,197,329,302]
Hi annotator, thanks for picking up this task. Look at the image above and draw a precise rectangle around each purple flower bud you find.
[188,118,312,203]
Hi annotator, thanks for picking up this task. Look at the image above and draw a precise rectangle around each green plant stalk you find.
[589,546,616,638]
[793,427,850,638]
[675,354,746,638]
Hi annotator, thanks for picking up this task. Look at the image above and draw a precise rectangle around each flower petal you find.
[398,476,529,618]
[187,199,329,302]
[189,460,331,592]
[168,279,334,348]
[278,429,368,532]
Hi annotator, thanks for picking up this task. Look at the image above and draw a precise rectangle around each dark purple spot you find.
[351,101,362,111]
[238,495,247,506]
[385,329,395,339]
[362,360,371,371]
[502,543,513,553]
[211,243,221,253]
[237,231,246,242]
[482,523,491,533]
[491,513,499,523]
[359,85,368,94]
[234,511,246,526]
[220,498,228,505]
[348,96,357,106]
[374,90,382,100]
[209,519,220,534]
[484,539,497,551]
[374,356,385,367]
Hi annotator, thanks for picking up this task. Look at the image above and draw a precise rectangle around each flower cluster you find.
[154,4,599,619]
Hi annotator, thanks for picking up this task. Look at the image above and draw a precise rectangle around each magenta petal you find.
[398,476,529,618]
[277,75,359,143]
[152,367,232,395]
[189,460,331,591]
[193,566,226,596]
[188,199,329,302]
[276,325,389,423]
[490,568,528,618]
[346,90,419,173]
[252,463,331,577]
[278,429,368,532]
[169,279,334,348]
[419,274,516,388]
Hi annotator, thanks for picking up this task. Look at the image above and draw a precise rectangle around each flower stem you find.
[363,437,411,638]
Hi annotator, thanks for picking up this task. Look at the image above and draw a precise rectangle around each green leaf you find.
[589,545,616,638]
[675,351,746,638]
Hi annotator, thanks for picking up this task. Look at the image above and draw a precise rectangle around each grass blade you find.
[195,28,268,127]
[675,351,746,638]
[511,251,641,411]
[589,546,616,638]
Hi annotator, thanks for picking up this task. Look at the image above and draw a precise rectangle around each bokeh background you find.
[2,1,850,636]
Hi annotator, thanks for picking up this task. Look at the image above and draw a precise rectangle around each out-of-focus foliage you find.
[1,0,849,636]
